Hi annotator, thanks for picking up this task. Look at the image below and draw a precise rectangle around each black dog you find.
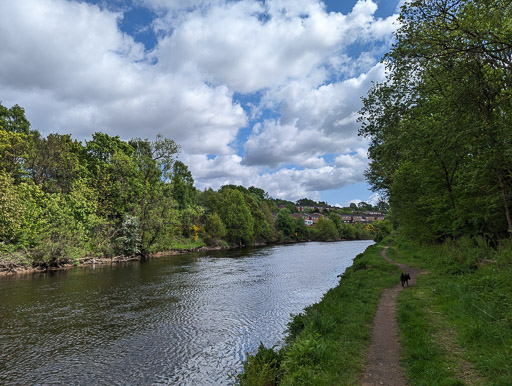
[400,272,411,287]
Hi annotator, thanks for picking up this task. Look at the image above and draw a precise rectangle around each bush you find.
[115,214,141,256]
[238,343,284,385]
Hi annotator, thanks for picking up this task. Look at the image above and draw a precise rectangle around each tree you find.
[0,172,25,243]
[29,133,84,193]
[276,208,295,239]
[248,186,267,201]
[170,161,196,210]
[294,216,309,240]
[0,103,30,134]
[328,212,343,237]
[198,188,222,214]
[359,0,512,241]
[0,130,32,181]
[376,200,389,213]
[339,223,356,240]
[357,201,372,211]
[204,212,226,241]
[218,189,254,245]
[315,218,339,241]
[128,136,180,254]
[245,194,271,242]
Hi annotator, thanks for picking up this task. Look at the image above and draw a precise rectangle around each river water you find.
[0,240,372,385]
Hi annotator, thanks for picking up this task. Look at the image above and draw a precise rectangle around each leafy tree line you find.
[359,0,512,243]
[0,103,382,265]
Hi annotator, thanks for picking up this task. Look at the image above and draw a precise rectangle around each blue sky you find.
[0,0,401,206]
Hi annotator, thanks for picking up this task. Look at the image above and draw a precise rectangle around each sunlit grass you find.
[393,237,512,385]
[238,241,400,385]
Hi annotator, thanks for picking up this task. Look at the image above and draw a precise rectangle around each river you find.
[0,240,373,385]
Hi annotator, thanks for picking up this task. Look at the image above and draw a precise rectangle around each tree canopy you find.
[359,0,512,242]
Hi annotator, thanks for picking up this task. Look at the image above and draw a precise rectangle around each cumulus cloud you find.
[0,0,399,203]
[183,148,369,203]
[154,0,394,94]
[252,150,368,202]
[0,0,247,154]
[243,64,383,168]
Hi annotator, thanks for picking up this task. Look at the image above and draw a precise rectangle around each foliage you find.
[0,101,379,265]
[237,343,284,385]
[217,188,254,245]
[170,161,196,210]
[276,209,295,240]
[0,104,30,134]
[115,214,141,256]
[29,132,84,193]
[359,0,512,242]
[371,220,393,242]
[204,212,226,245]
[0,172,25,243]
[0,129,32,180]
[314,218,338,241]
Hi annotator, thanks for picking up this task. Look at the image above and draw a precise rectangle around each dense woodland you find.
[359,0,512,244]
[0,105,387,266]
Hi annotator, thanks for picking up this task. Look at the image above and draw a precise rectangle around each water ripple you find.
[0,241,373,384]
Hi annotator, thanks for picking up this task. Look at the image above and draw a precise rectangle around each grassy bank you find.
[238,241,400,385]
[239,236,512,385]
[390,237,512,385]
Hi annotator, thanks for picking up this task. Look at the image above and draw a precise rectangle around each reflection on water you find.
[0,240,373,385]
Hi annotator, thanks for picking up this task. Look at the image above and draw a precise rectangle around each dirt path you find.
[362,247,423,386]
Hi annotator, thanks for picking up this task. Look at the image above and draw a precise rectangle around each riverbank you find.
[0,237,374,278]
[0,244,231,277]
[238,240,400,384]
[239,236,512,384]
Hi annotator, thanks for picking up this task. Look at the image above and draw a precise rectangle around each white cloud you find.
[253,155,368,202]
[0,0,399,204]
[242,63,384,168]
[346,198,362,206]
[0,0,246,154]
[367,192,382,205]
[154,0,395,93]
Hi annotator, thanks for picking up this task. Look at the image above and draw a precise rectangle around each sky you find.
[0,0,402,207]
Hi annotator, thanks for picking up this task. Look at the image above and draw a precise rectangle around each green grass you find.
[397,276,466,385]
[239,235,512,385]
[238,241,401,385]
[392,236,512,385]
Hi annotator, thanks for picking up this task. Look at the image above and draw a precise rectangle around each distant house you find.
[310,213,323,223]
[352,215,363,223]
[340,214,352,223]
[291,213,315,226]
[298,213,324,225]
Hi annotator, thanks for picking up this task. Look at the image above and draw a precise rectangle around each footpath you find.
[362,246,423,386]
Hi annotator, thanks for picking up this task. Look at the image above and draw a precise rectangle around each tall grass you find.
[393,236,512,385]
[238,242,400,385]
